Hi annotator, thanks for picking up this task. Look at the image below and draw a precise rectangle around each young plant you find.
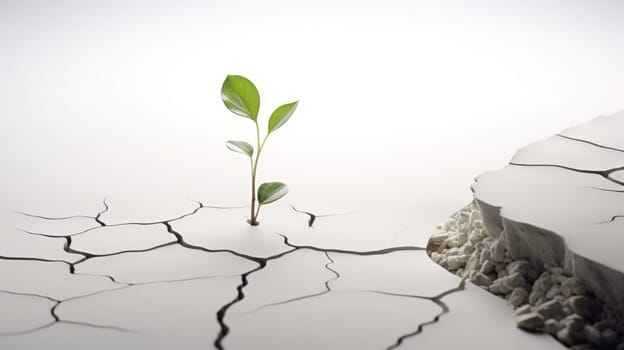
[221,75,298,226]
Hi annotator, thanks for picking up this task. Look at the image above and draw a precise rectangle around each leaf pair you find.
[221,75,298,134]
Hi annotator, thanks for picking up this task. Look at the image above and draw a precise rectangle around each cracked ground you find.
[0,198,561,349]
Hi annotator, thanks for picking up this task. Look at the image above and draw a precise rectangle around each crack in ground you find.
[370,278,467,350]
[227,251,467,350]
[584,187,624,224]
[587,186,624,193]
[0,273,240,336]
[278,233,426,255]
[12,213,96,220]
[557,133,624,153]
[509,162,624,187]
[236,251,340,315]
[212,234,427,350]
[510,133,624,188]
[0,201,227,336]
[0,288,136,335]
[6,200,450,350]
[596,215,624,224]
[290,204,356,227]
[17,200,242,238]
[94,198,109,226]
[191,230,427,349]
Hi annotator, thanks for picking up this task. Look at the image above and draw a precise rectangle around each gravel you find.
[428,201,624,349]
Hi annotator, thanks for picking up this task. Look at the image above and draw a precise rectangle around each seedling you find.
[221,75,298,226]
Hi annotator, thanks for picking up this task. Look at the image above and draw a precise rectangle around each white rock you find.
[544,319,562,335]
[471,272,493,287]
[489,273,525,296]
[447,239,460,249]
[428,231,450,246]
[446,247,460,256]
[534,272,554,293]
[468,210,478,227]
[557,315,587,346]
[529,288,544,305]
[562,314,586,332]
[545,285,561,300]
[490,236,506,262]
[460,243,474,255]
[517,312,544,332]
[515,304,532,316]
[480,260,494,275]
[508,287,529,307]
[489,279,510,295]
[479,249,491,265]
[561,277,586,298]
[506,260,531,276]
[535,299,564,321]
[446,255,469,271]
[464,254,481,272]
[554,274,567,284]
[457,231,468,246]
[556,328,574,346]
[569,295,595,319]
[468,231,481,245]
[474,241,486,252]
[502,272,526,290]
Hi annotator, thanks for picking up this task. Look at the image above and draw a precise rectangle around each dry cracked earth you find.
[0,199,476,350]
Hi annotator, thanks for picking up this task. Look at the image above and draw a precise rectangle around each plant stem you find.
[254,204,261,222]
[249,157,256,225]
[249,122,268,226]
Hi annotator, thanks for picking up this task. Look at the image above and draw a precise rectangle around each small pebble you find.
[535,299,564,321]
[544,319,562,335]
[517,312,544,332]
[471,272,492,287]
[508,287,529,307]
[515,304,532,316]
[480,260,494,275]
[569,295,595,319]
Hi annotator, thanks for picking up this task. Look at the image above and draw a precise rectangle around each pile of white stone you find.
[428,201,624,349]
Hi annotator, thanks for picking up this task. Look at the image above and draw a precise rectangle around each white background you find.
[1,0,623,231]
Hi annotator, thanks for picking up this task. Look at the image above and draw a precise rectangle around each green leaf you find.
[221,75,260,121]
[257,182,289,205]
[268,101,298,134]
[225,140,254,157]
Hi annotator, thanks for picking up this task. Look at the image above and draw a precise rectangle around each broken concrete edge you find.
[474,197,624,313]
[427,200,624,349]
